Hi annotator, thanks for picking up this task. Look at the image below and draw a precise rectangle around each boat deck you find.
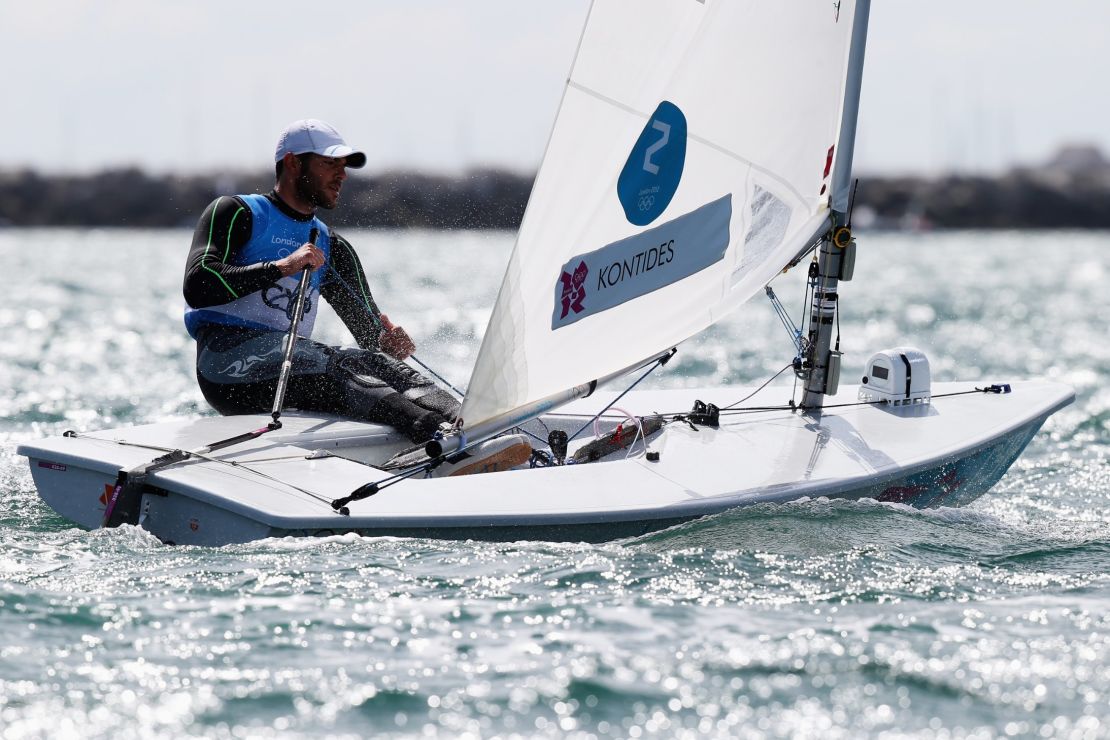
[19,380,1074,545]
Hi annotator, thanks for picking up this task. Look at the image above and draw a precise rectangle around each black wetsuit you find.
[183,192,459,442]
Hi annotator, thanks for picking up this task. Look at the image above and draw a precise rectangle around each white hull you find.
[19,381,1073,546]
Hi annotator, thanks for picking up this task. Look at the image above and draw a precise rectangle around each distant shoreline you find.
[2,150,1109,230]
[0,168,533,231]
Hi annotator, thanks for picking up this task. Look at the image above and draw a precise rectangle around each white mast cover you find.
[461,0,864,429]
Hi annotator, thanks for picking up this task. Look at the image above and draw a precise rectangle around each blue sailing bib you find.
[184,194,330,338]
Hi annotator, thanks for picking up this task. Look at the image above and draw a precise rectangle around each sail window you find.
[732,185,791,286]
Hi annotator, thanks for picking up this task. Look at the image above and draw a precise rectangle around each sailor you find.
[182,119,459,443]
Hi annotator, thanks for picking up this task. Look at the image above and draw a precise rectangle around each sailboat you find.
[19,0,1072,546]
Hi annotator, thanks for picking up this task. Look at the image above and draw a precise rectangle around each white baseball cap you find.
[274,119,367,168]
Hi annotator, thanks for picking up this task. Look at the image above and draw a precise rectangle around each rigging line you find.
[336,455,443,506]
[721,363,795,410]
[656,404,791,422]
[503,414,554,449]
[765,287,801,353]
[688,386,1003,419]
[663,386,1001,419]
[95,423,483,505]
[211,453,333,464]
[202,461,338,507]
[348,432,500,487]
[323,263,384,330]
[541,361,792,421]
[716,405,796,415]
[530,415,552,439]
[506,421,552,448]
[408,355,466,399]
[324,264,467,398]
[545,410,660,419]
[783,387,1002,413]
[67,434,234,458]
[567,349,675,443]
[662,403,798,418]
[336,427,518,506]
[63,433,339,507]
[515,427,550,447]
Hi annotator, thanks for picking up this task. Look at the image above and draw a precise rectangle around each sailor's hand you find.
[275,243,326,276]
[379,313,416,360]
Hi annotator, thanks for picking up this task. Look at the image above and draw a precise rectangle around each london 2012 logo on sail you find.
[558,261,589,320]
[617,101,687,226]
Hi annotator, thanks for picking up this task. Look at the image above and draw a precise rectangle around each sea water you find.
[1,229,1107,738]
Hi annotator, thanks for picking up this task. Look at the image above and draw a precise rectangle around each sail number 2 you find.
[617,101,688,226]
[642,120,671,175]
[637,120,671,211]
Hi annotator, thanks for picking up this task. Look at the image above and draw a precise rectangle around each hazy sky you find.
[2,1,1107,176]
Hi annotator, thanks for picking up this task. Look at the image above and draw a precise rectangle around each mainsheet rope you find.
[324,264,466,398]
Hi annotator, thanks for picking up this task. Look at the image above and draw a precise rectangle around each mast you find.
[799,223,848,410]
[800,0,870,411]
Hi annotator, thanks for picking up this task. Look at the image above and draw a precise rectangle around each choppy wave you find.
[1,230,1108,737]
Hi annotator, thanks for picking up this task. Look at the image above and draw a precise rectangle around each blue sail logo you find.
[617,101,687,226]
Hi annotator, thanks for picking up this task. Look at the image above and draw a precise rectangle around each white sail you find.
[460,0,869,432]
